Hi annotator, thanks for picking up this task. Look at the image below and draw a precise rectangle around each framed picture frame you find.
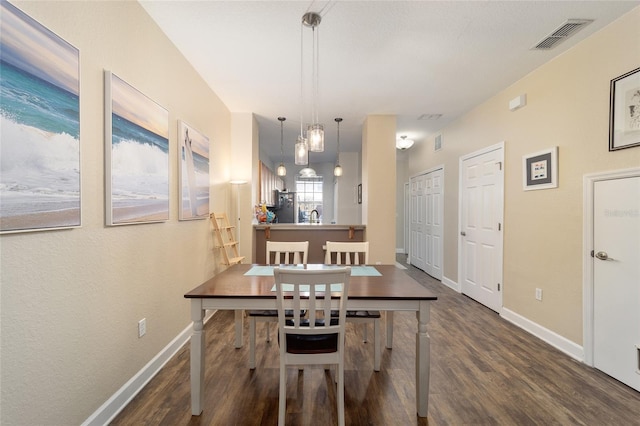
[357,183,362,204]
[609,67,640,151]
[523,147,558,191]
[0,2,81,234]
[104,71,169,226]
[178,120,209,220]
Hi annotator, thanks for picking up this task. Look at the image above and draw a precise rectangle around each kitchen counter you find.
[252,223,366,263]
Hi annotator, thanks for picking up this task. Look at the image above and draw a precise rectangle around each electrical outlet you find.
[535,288,542,301]
[138,318,146,338]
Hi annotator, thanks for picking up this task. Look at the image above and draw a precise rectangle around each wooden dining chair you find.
[274,266,351,426]
[248,240,309,369]
[325,241,381,371]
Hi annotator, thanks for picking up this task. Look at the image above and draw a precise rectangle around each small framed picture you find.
[357,184,362,204]
[609,67,640,151]
[523,147,558,191]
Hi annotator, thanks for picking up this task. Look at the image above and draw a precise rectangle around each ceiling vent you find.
[418,113,442,120]
[532,19,593,50]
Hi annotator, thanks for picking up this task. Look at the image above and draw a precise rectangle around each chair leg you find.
[337,361,345,426]
[249,317,257,369]
[279,362,286,426]
[373,319,381,372]
[386,311,394,349]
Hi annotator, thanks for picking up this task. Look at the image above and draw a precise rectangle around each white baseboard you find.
[82,310,216,426]
[441,275,460,292]
[501,308,584,361]
[395,248,405,253]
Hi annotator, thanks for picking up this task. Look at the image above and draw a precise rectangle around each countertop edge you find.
[253,224,365,230]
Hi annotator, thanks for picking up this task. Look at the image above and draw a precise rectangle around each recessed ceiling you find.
[139,1,637,165]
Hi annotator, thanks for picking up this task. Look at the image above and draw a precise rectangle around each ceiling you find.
[139,1,638,166]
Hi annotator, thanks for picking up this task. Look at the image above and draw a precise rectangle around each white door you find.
[425,169,443,279]
[593,176,640,392]
[404,182,410,256]
[459,144,504,312]
[410,175,426,271]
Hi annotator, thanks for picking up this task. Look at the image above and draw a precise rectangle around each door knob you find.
[460,231,466,236]
[595,251,613,261]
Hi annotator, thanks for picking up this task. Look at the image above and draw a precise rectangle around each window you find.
[296,177,323,223]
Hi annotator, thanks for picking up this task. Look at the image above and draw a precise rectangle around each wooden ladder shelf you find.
[211,212,245,265]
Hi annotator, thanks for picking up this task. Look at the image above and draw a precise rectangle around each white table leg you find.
[416,301,430,417]
[190,300,205,416]
[386,311,394,349]
[235,309,244,348]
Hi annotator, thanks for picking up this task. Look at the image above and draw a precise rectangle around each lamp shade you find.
[334,164,343,177]
[307,123,324,152]
[277,163,286,176]
[396,135,415,150]
[294,136,308,165]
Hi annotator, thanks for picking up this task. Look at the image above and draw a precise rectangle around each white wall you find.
[0,2,232,424]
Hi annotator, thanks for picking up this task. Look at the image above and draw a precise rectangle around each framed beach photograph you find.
[0,2,81,233]
[104,71,169,226]
[178,120,209,220]
[609,67,640,151]
[523,147,558,191]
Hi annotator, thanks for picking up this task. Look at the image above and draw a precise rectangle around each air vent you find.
[434,134,442,151]
[532,19,593,50]
[418,113,442,120]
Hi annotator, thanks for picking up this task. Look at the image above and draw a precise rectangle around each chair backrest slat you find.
[267,241,309,265]
[325,241,369,265]
[274,267,351,336]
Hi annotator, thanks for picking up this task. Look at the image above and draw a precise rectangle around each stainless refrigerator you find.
[273,191,297,223]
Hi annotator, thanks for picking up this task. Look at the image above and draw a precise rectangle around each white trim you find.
[441,275,460,292]
[582,167,640,367]
[82,310,216,426]
[502,308,584,361]
[409,164,444,181]
[458,142,505,312]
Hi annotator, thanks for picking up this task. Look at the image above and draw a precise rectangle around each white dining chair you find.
[274,266,350,426]
[248,240,309,369]
[325,241,381,371]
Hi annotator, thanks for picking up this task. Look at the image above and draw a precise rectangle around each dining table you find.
[184,263,437,417]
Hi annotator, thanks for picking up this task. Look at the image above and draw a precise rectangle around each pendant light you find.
[303,12,324,152]
[334,117,343,177]
[276,117,286,176]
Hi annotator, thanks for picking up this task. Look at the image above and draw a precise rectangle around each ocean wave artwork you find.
[0,1,80,233]
[105,71,169,225]
[178,120,209,220]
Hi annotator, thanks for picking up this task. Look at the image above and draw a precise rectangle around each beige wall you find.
[362,115,397,264]
[0,1,231,424]
[408,7,640,345]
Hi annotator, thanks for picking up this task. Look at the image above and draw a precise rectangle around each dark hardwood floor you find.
[112,256,640,425]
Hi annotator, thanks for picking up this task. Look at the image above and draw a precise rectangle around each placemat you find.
[244,265,381,277]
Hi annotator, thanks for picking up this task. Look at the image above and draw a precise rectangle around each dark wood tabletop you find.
[184,264,437,301]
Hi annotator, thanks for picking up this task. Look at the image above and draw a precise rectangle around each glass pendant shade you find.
[307,123,324,152]
[294,136,308,165]
[334,164,343,177]
[277,163,286,176]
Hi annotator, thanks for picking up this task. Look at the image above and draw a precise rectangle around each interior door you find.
[425,169,443,279]
[459,145,503,312]
[593,176,640,392]
[410,175,426,271]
